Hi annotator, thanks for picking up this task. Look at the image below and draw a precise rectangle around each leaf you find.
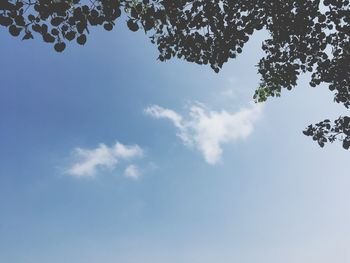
[65,31,76,41]
[103,23,113,31]
[342,140,350,150]
[9,25,22,36]
[22,32,33,40]
[51,17,64,27]
[54,42,66,52]
[76,34,87,45]
[127,19,139,32]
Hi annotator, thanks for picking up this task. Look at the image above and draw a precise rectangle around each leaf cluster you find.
[303,117,350,149]
[1,0,349,149]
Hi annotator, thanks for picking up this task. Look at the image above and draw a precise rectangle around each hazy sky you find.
[1,21,350,263]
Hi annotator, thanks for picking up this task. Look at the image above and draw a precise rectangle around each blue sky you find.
[1,22,350,263]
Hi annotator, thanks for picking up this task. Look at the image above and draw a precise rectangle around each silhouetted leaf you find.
[76,34,86,45]
[54,42,66,52]
[9,25,21,36]
[343,140,350,150]
[103,23,113,31]
[127,19,139,32]
[51,17,64,27]
[0,15,12,26]
[65,31,76,41]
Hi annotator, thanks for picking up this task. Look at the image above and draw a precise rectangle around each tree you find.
[1,0,349,149]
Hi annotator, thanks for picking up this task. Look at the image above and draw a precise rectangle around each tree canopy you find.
[1,0,349,149]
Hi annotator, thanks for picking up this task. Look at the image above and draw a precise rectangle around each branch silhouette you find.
[1,0,349,149]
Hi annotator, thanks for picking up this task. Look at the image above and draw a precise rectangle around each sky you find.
[1,20,350,263]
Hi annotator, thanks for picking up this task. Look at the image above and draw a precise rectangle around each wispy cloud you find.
[66,142,143,178]
[145,102,262,164]
[124,164,141,180]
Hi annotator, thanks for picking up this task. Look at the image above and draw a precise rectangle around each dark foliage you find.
[303,117,350,149]
[1,0,349,149]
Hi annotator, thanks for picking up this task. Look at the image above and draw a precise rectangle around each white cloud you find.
[66,142,143,178]
[145,102,262,165]
[144,105,191,144]
[114,142,144,159]
[124,164,141,180]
